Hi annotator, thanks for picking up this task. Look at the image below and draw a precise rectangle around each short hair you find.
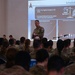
[6,48,18,68]
[64,39,71,47]
[9,39,14,45]
[20,37,25,43]
[57,39,64,55]
[35,20,39,22]
[25,39,30,47]
[36,49,49,63]
[47,55,65,72]
[41,37,47,44]
[33,39,42,49]
[15,51,31,71]
[9,35,13,37]
[6,48,18,61]
[43,41,50,48]
[16,40,20,45]
[48,40,53,48]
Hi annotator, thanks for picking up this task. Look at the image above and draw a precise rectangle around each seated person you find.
[30,39,42,59]
[0,51,31,75]
[0,48,18,72]
[30,49,49,75]
[47,55,65,75]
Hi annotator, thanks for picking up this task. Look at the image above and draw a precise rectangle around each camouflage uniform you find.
[0,65,32,75]
[64,63,75,75]
[32,26,44,39]
[30,50,37,59]
[30,65,47,75]
[48,48,56,56]
[61,48,72,59]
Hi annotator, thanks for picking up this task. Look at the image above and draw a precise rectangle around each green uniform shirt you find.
[32,26,44,39]
[30,65,47,75]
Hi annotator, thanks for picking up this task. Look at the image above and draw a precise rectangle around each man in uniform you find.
[32,20,44,39]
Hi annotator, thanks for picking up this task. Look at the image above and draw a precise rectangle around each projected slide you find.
[35,6,75,19]
[58,19,75,40]
[28,0,75,40]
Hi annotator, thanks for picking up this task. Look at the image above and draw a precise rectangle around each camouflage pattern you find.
[64,63,75,75]
[0,65,32,75]
[61,48,72,58]
[30,50,36,59]
[48,48,56,56]
[33,26,44,39]
[30,65,47,75]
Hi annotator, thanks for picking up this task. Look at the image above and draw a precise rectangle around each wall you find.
[0,0,7,37]
[6,0,28,40]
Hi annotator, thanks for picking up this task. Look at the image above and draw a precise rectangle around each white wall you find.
[0,0,7,37]
[6,0,28,40]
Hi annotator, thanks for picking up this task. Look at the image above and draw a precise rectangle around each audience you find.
[0,35,75,75]
[0,48,18,71]
[0,51,31,75]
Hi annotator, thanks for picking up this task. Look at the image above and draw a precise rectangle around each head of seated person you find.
[25,39,31,47]
[64,39,71,49]
[9,35,13,39]
[6,48,18,68]
[48,40,53,49]
[20,37,25,44]
[43,41,50,51]
[9,39,15,46]
[33,39,42,51]
[16,40,20,45]
[47,55,65,75]
[36,49,49,68]
[15,51,31,71]
[57,39,64,56]
[30,49,49,75]
[41,37,47,47]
